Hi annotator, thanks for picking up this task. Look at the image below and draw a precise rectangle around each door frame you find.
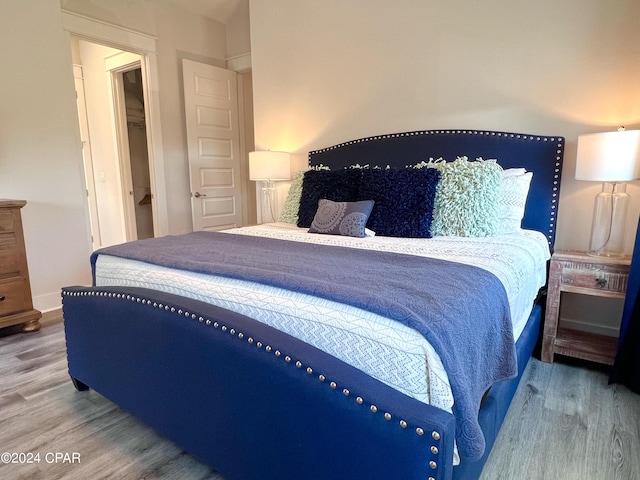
[106,53,144,241]
[61,10,168,238]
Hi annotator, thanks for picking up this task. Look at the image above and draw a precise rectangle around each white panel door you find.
[183,59,243,231]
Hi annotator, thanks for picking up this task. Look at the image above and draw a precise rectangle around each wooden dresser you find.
[0,200,41,332]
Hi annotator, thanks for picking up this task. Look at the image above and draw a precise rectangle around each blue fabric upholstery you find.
[610,217,640,393]
[62,286,456,480]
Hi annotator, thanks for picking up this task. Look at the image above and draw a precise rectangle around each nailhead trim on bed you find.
[308,130,561,156]
[551,148,562,244]
[61,288,444,469]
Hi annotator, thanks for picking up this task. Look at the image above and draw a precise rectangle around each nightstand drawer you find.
[0,277,27,316]
[561,267,628,294]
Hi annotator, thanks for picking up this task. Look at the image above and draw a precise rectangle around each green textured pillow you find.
[278,170,305,224]
[428,157,503,237]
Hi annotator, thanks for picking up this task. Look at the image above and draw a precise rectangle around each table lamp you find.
[249,151,291,222]
[575,128,640,257]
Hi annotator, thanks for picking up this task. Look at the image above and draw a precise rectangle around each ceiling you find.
[169,0,248,24]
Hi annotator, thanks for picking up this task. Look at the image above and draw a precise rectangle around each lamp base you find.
[587,182,629,258]
[259,180,277,223]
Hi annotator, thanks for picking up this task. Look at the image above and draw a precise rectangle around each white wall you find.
[0,0,93,311]
[250,0,640,333]
[226,0,252,59]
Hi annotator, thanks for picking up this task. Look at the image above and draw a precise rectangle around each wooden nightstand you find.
[542,250,630,365]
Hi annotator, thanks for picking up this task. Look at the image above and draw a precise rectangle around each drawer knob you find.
[595,278,607,288]
[0,295,4,301]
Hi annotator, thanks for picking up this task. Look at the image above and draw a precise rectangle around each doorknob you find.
[194,192,207,198]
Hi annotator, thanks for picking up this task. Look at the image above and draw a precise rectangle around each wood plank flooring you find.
[1,314,639,479]
[480,351,640,480]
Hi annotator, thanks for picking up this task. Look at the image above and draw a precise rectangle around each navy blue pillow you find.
[357,168,440,237]
[297,169,363,228]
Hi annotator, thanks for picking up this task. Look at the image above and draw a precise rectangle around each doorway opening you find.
[122,67,153,239]
[115,66,154,240]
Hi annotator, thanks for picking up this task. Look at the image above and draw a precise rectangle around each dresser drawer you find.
[561,266,628,294]
[0,251,20,276]
[0,232,20,276]
[0,211,15,233]
[0,277,27,316]
[0,232,17,250]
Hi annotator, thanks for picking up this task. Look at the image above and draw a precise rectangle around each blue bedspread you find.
[92,231,516,460]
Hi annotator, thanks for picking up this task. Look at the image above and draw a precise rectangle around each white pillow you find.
[496,170,533,234]
[502,168,527,178]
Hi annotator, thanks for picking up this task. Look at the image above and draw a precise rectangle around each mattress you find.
[94,223,549,422]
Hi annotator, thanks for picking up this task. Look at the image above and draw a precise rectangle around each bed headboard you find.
[308,129,564,250]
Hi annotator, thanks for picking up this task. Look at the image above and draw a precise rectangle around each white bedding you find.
[94,223,549,422]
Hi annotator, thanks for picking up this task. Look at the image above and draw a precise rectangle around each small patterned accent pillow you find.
[427,157,503,237]
[297,169,363,228]
[496,169,533,234]
[309,199,375,238]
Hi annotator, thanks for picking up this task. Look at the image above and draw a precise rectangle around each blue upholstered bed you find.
[62,129,564,480]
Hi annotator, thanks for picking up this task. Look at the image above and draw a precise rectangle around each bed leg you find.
[70,377,89,391]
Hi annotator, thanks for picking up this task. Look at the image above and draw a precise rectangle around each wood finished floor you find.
[0,315,639,480]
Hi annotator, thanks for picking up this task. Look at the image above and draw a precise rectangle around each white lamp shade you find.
[249,151,291,181]
[575,129,640,182]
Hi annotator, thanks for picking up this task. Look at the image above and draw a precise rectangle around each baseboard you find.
[33,291,63,314]
[41,308,63,327]
[560,317,619,337]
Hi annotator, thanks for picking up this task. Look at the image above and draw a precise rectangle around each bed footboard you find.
[62,286,456,480]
